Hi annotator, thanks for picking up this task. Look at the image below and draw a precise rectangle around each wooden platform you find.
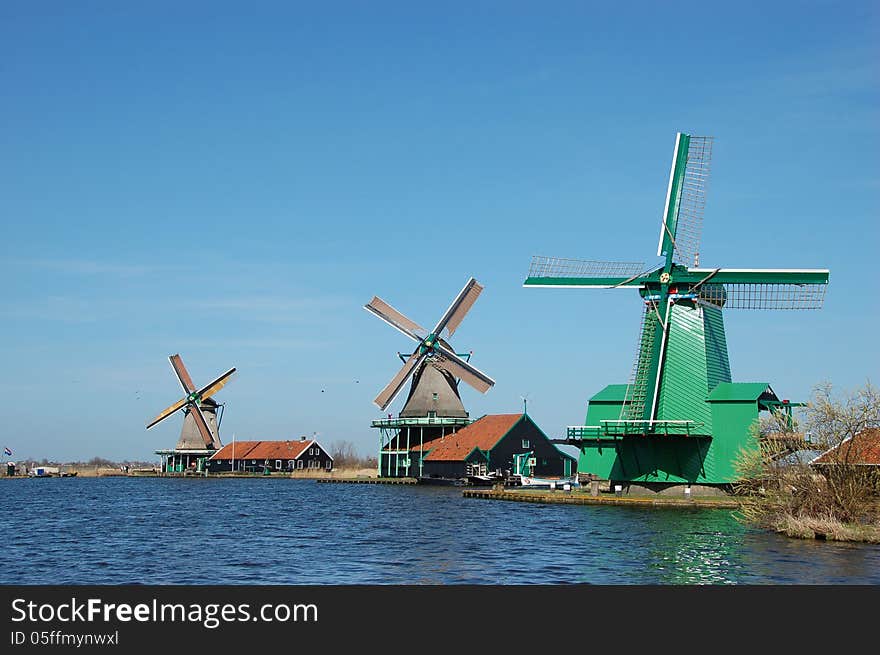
[462,488,741,509]
[316,477,418,485]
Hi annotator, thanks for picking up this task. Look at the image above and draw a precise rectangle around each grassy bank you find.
[736,496,880,543]
[768,514,880,543]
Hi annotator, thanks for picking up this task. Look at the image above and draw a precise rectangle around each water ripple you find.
[1,478,879,584]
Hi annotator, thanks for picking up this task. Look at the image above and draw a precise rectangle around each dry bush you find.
[329,440,376,470]
[734,381,880,537]
[807,381,880,523]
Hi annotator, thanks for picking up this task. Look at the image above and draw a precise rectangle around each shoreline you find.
[462,488,742,509]
[2,466,378,480]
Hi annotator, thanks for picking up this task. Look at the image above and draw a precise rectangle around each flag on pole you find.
[3,447,12,457]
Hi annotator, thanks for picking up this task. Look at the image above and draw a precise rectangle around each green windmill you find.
[524,133,829,489]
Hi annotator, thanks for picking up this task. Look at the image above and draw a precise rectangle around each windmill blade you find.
[696,282,828,310]
[432,277,484,339]
[146,396,188,430]
[657,133,713,267]
[189,402,218,448]
[168,354,196,393]
[689,268,829,310]
[432,344,495,393]
[364,296,426,343]
[373,351,427,411]
[524,256,649,288]
[196,367,237,400]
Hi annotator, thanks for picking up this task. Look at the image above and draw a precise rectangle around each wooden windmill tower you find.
[364,277,496,477]
[524,133,829,488]
[148,353,236,473]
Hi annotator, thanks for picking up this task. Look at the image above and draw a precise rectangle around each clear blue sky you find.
[2,1,877,462]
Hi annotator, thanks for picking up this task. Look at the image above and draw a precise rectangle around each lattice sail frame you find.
[673,136,712,267]
[695,281,828,310]
[528,256,646,280]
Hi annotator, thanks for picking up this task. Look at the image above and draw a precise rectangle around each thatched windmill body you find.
[148,353,236,473]
[365,278,495,477]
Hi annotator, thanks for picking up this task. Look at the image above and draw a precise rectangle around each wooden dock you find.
[462,488,741,509]
[317,477,418,485]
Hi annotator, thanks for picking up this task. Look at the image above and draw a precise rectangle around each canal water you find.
[2,477,878,584]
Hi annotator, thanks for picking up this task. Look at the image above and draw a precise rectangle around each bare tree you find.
[329,440,359,469]
[805,381,880,522]
[734,380,880,540]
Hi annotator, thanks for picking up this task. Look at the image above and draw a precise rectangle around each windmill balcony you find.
[370,416,472,429]
[567,420,708,441]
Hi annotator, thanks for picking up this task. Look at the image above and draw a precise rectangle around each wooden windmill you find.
[524,133,829,487]
[147,354,236,471]
[365,278,496,477]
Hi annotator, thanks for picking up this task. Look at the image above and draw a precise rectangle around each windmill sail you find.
[689,268,829,309]
[146,353,235,451]
[432,345,495,394]
[365,296,426,342]
[525,256,648,288]
[432,277,483,338]
[373,351,427,411]
[365,278,495,411]
[657,134,713,267]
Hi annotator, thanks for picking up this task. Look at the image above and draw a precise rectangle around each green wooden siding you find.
[656,303,713,431]
[589,384,629,403]
[584,384,628,426]
[579,436,712,483]
[707,382,772,401]
[578,442,616,478]
[575,305,764,483]
[707,387,766,482]
[703,304,732,393]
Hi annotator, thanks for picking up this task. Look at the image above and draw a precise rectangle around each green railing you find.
[567,419,707,440]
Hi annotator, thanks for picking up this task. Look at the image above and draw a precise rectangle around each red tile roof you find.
[210,441,261,460]
[422,414,523,461]
[410,438,443,453]
[812,428,880,465]
[210,439,314,461]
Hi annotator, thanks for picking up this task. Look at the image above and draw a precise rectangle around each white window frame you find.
[297,459,304,469]
[522,439,530,449]
[275,459,282,470]
[325,460,332,470]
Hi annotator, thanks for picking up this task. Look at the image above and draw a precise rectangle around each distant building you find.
[207,437,333,474]
[810,427,880,469]
[404,412,575,481]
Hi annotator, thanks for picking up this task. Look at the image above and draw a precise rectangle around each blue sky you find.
[1,1,877,462]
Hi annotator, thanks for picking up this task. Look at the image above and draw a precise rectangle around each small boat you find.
[516,474,580,490]
[465,471,504,486]
[28,466,77,478]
